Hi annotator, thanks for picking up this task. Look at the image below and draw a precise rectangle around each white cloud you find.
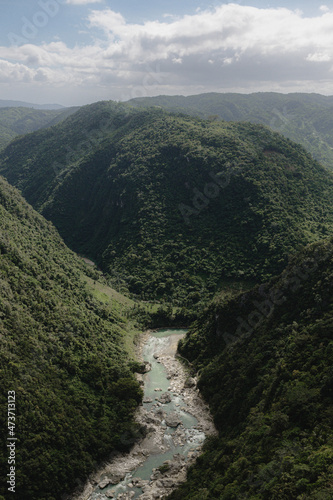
[306,52,331,62]
[65,0,102,5]
[86,5,333,63]
[2,3,333,104]
[320,5,330,12]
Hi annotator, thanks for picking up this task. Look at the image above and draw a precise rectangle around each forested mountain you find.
[0,99,65,110]
[0,176,142,500]
[170,237,333,500]
[0,95,332,500]
[0,106,77,150]
[0,101,332,307]
[129,92,333,170]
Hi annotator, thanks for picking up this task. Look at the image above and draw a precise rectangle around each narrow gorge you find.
[74,329,216,500]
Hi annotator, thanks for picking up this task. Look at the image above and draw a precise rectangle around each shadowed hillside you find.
[0,101,332,307]
[169,237,333,500]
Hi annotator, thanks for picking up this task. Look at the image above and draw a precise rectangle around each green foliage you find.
[0,102,332,307]
[129,92,333,170]
[0,176,142,499]
[0,106,74,150]
[158,463,171,473]
[169,238,333,499]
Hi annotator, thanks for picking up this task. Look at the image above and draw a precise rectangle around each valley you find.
[0,101,332,309]
[0,94,332,500]
[73,329,216,500]
[0,104,77,150]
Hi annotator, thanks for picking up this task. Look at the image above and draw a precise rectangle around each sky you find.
[1,0,333,106]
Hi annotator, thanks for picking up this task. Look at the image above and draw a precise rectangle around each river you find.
[73,329,216,500]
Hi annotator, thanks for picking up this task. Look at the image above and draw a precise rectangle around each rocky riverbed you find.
[72,329,216,500]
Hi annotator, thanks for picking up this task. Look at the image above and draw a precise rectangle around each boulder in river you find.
[165,412,182,428]
[137,361,152,373]
[155,408,166,419]
[109,473,126,484]
[143,397,153,403]
[157,392,172,404]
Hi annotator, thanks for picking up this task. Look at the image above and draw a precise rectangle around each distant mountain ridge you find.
[0,101,332,306]
[0,99,65,110]
[0,105,79,150]
[129,92,333,170]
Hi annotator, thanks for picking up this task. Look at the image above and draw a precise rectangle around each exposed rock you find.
[98,478,111,489]
[184,377,196,388]
[144,361,152,372]
[165,412,182,428]
[156,392,172,404]
[137,361,152,374]
[153,353,159,359]
[162,478,176,488]
[143,413,160,425]
[72,331,217,500]
[143,397,153,403]
[155,409,166,419]
[109,473,126,484]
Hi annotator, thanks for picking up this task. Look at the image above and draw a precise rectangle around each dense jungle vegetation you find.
[169,237,333,499]
[130,92,333,170]
[0,101,332,308]
[0,96,333,500]
[0,106,75,150]
[0,176,143,500]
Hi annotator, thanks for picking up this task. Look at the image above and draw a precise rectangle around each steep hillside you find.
[0,106,77,150]
[0,176,142,500]
[129,92,333,170]
[0,101,332,306]
[170,237,333,500]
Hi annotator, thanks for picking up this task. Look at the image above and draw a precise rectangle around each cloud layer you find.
[65,0,103,5]
[1,3,333,104]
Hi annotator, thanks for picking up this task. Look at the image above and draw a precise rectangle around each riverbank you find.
[72,330,216,500]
